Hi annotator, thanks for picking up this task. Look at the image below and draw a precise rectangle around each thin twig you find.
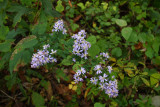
[0,90,15,100]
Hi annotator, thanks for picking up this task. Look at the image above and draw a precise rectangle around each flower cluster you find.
[72,30,91,59]
[100,52,110,62]
[90,63,118,98]
[52,20,67,34]
[73,67,86,83]
[31,44,57,68]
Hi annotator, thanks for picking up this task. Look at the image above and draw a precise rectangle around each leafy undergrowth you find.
[0,0,160,107]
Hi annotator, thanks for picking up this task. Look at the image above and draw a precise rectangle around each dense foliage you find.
[0,0,160,107]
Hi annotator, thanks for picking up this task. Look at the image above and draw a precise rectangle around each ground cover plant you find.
[0,0,160,107]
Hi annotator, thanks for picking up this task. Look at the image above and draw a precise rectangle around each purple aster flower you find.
[72,58,76,62]
[52,20,67,34]
[50,49,57,54]
[96,70,102,74]
[43,44,50,50]
[90,77,98,85]
[72,30,91,59]
[99,83,105,90]
[99,73,108,82]
[94,65,102,71]
[77,67,86,75]
[107,66,112,73]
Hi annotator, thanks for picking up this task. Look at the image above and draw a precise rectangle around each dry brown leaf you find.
[47,81,53,100]
[68,0,72,7]
[31,77,39,84]
[74,15,82,23]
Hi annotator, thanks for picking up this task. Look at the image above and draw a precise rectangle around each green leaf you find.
[5,73,18,90]
[32,12,47,35]
[115,19,127,27]
[152,40,160,54]
[71,23,79,32]
[86,36,96,45]
[0,0,8,10]
[9,49,23,72]
[141,77,150,87]
[97,39,108,52]
[88,44,100,57]
[61,56,72,65]
[0,25,9,40]
[0,41,12,52]
[15,35,38,50]
[20,0,35,6]
[101,2,108,10]
[152,56,160,65]
[32,92,45,107]
[145,46,154,59]
[138,32,147,43]
[121,27,133,40]
[21,50,32,64]
[40,80,49,90]
[111,47,122,57]
[40,0,60,17]
[56,0,64,13]
[77,3,85,10]
[8,6,29,26]
[127,31,138,42]
[13,8,26,26]
[150,73,160,86]
[94,102,105,107]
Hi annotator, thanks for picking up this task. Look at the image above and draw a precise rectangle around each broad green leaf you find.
[40,80,49,90]
[94,102,105,107]
[40,0,60,17]
[141,77,150,87]
[77,3,85,10]
[32,12,47,35]
[13,8,26,26]
[0,25,9,40]
[152,56,160,65]
[8,6,29,26]
[9,49,23,72]
[15,35,38,50]
[56,0,64,13]
[97,39,108,52]
[6,28,27,39]
[150,73,160,86]
[145,46,154,59]
[101,2,108,10]
[86,36,96,45]
[127,31,138,42]
[61,56,72,65]
[21,50,32,64]
[88,44,100,57]
[121,27,133,40]
[138,32,147,43]
[5,73,17,90]
[0,0,8,10]
[115,19,127,27]
[152,40,160,54]
[111,47,122,57]
[0,41,12,52]
[71,23,79,32]
[32,92,45,107]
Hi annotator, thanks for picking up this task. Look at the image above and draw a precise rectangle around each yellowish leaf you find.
[69,84,72,89]
[71,81,75,85]
[84,88,90,98]
[72,85,77,91]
